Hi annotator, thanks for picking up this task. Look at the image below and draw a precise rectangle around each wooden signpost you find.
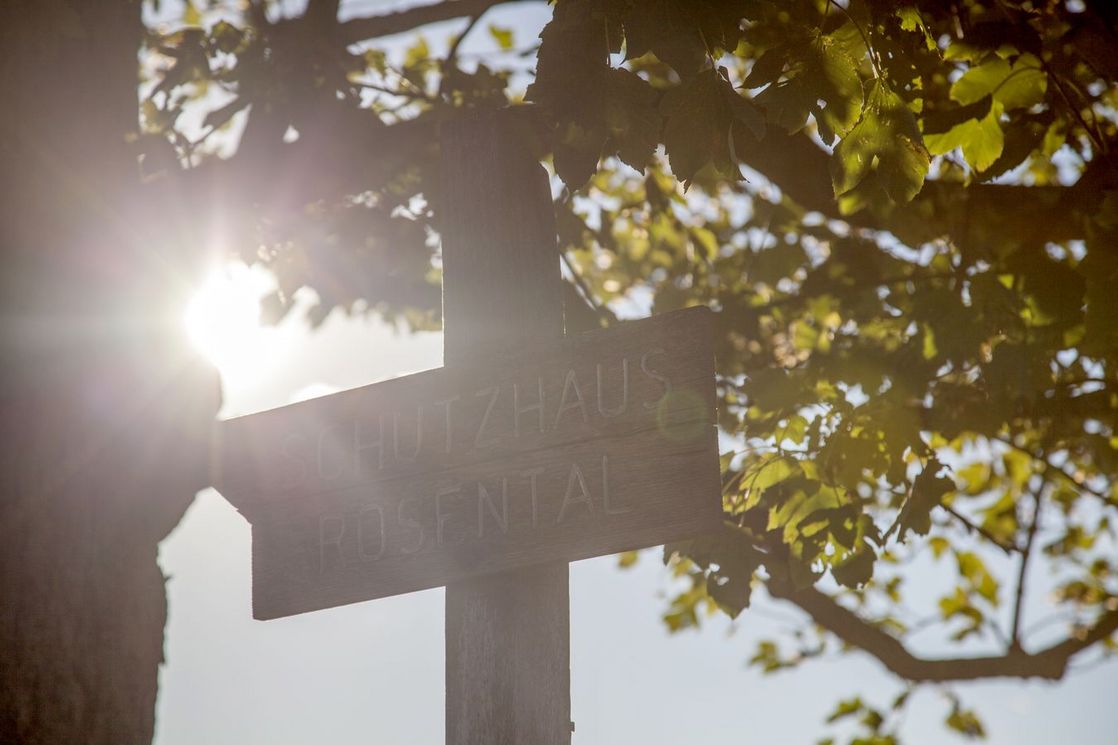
[215,111,722,744]
[218,308,718,620]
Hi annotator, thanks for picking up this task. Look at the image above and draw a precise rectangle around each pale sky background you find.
[152,1,1117,743]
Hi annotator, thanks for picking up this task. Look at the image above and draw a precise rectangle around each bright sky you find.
[152,1,1117,743]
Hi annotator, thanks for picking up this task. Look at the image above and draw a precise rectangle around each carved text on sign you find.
[217,307,721,619]
[316,454,634,572]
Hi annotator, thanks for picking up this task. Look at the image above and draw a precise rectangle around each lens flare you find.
[184,264,284,384]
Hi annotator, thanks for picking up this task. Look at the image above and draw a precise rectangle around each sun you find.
[184,263,286,384]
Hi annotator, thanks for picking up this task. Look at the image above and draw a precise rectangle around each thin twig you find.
[338,0,532,46]
[986,617,1011,649]
[560,250,617,325]
[1010,481,1044,649]
[353,79,439,103]
[385,62,437,101]
[439,13,484,99]
[827,0,882,79]
[1044,61,1109,156]
[941,503,1019,555]
[994,436,1114,506]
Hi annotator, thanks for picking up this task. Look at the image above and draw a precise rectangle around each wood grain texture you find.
[441,110,570,745]
[217,306,714,510]
[217,306,719,618]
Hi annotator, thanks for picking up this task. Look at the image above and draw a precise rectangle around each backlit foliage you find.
[145,0,1118,740]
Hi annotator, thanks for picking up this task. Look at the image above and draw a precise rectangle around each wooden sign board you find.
[216,306,721,620]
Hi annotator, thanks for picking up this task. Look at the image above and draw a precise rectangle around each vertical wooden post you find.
[440,111,572,744]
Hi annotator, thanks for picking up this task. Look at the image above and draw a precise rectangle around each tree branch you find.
[438,12,485,99]
[941,503,1019,555]
[741,128,1089,250]
[445,12,483,70]
[769,582,1118,682]
[560,250,617,327]
[994,435,1115,506]
[305,0,341,27]
[1010,482,1044,648]
[338,0,536,46]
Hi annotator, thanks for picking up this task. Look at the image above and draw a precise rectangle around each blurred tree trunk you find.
[0,2,219,743]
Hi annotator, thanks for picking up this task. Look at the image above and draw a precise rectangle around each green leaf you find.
[210,20,244,54]
[957,551,1000,605]
[924,101,1005,172]
[553,119,606,190]
[364,47,387,73]
[743,47,787,89]
[660,69,750,185]
[529,0,607,108]
[1001,446,1033,487]
[749,241,808,285]
[743,367,806,411]
[826,697,864,723]
[404,36,430,69]
[946,705,987,739]
[976,114,1045,181]
[831,81,929,203]
[989,55,1048,112]
[786,551,822,589]
[671,527,761,619]
[956,462,991,495]
[623,0,706,75]
[487,24,514,51]
[604,68,662,171]
[832,545,876,588]
[745,455,801,494]
[754,33,864,141]
[780,414,809,445]
[705,543,761,618]
[527,0,610,187]
[661,71,724,184]
[183,0,202,27]
[813,36,864,140]
[877,134,932,204]
[727,87,766,140]
[951,54,1047,111]
[922,94,994,135]
[690,226,719,258]
[897,7,936,50]
[892,459,954,539]
[754,77,817,134]
[860,709,885,731]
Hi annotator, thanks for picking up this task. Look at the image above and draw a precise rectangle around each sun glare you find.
[185,264,286,384]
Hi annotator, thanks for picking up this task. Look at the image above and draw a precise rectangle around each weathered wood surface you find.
[215,306,719,619]
[217,307,713,504]
[440,111,572,745]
